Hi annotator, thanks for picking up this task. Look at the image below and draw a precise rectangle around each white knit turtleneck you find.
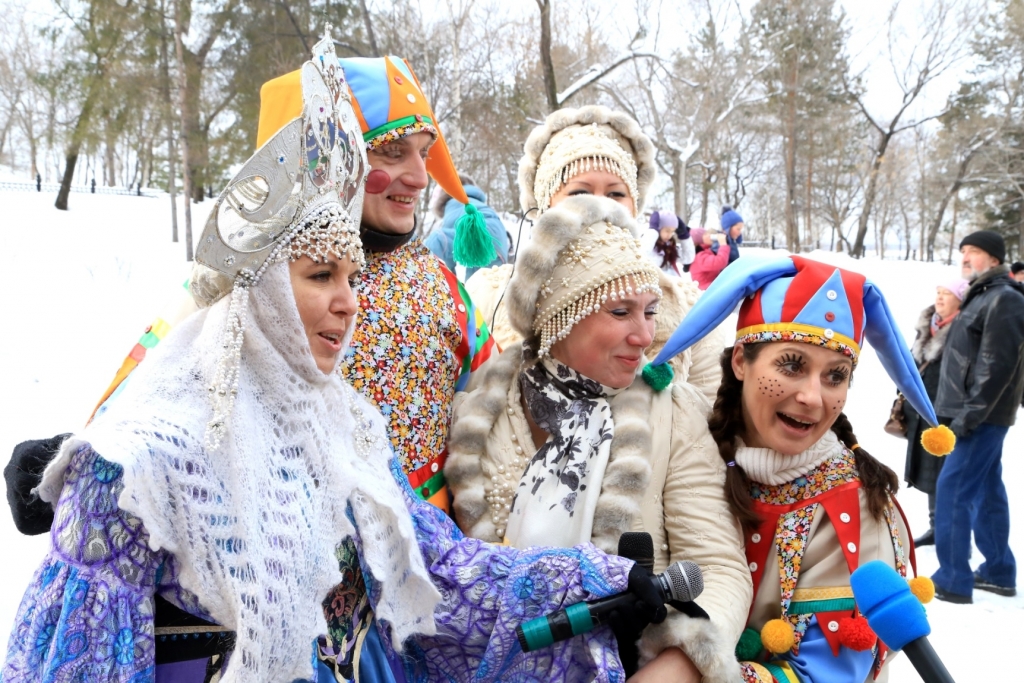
[735,431,845,485]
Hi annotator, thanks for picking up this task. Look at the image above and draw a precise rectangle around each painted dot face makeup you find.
[735,342,853,456]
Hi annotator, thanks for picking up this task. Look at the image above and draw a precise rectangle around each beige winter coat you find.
[465,265,726,403]
[446,343,751,682]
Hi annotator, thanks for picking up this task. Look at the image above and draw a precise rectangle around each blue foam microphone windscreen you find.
[850,560,930,651]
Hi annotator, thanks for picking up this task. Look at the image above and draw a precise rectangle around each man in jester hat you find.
[648,255,955,683]
[256,55,499,511]
[6,54,497,529]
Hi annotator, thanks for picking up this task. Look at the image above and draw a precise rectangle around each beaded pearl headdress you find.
[196,28,367,450]
[534,220,661,357]
[533,123,639,213]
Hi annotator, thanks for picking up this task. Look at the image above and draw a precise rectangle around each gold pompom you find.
[909,576,935,603]
[761,618,796,654]
[921,425,955,456]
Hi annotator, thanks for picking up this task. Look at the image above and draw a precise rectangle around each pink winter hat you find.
[940,278,969,301]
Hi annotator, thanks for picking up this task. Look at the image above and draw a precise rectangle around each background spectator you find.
[720,205,744,263]
[427,174,510,278]
[689,228,730,289]
[904,277,969,547]
[932,230,1024,603]
[1011,261,1024,283]
[641,209,695,276]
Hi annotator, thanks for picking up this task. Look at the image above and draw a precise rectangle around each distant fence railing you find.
[0,181,160,198]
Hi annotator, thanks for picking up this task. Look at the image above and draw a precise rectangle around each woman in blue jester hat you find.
[648,255,956,683]
[2,32,660,683]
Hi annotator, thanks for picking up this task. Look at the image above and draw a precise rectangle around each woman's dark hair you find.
[708,345,899,533]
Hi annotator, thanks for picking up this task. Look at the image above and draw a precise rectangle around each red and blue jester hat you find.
[648,255,956,455]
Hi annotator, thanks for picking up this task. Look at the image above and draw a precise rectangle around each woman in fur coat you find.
[903,278,969,547]
[446,196,752,683]
[463,105,725,402]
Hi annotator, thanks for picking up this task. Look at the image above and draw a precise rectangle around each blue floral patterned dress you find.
[3,445,631,683]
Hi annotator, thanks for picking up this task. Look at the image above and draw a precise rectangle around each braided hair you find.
[708,346,899,532]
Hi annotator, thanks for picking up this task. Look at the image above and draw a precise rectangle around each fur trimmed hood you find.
[517,105,657,214]
[505,196,640,342]
[911,305,953,365]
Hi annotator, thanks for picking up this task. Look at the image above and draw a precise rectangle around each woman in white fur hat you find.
[446,196,751,683]
[464,105,725,402]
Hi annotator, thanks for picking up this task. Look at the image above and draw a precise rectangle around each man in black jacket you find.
[932,230,1024,603]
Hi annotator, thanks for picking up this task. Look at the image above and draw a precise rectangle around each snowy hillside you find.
[0,188,1020,680]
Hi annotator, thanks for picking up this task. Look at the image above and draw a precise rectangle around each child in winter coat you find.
[649,255,954,683]
[641,209,695,276]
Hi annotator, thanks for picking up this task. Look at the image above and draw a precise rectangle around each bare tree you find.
[847,0,973,257]
[605,0,766,221]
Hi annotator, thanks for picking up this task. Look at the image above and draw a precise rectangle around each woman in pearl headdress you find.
[464,105,727,402]
[446,195,752,683]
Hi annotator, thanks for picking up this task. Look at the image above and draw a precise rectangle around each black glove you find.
[609,564,668,675]
[675,217,691,240]
[4,434,68,535]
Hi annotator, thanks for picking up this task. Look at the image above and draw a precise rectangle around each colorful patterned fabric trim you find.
[884,501,908,578]
[764,660,802,683]
[741,661,775,683]
[791,586,854,602]
[364,117,438,150]
[775,502,817,650]
[451,276,494,391]
[750,449,859,505]
[788,597,855,614]
[736,322,860,367]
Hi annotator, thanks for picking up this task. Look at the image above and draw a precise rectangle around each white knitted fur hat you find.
[517,105,657,215]
[507,196,662,356]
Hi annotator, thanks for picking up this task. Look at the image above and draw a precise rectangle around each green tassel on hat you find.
[641,362,674,392]
[453,203,497,268]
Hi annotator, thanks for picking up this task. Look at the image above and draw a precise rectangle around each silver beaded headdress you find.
[533,220,661,357]
[196,28,367,451]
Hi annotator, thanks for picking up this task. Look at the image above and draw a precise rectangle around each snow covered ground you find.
[0,188,1020,680]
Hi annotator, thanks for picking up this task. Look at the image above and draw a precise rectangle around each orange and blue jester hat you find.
[342,56,497,267]
[255,55,497,267]
[648,255,955,455]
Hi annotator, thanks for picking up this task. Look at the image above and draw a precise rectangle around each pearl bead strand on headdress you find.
[203,203,363,452]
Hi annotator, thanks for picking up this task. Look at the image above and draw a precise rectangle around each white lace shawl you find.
[38,262,440,683]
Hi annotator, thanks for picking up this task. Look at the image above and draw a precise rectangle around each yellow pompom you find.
[909,576,935,604]
[921,425,956,456]
[760,618,796,654]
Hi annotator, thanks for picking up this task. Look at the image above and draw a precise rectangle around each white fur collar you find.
[735,431,843,485]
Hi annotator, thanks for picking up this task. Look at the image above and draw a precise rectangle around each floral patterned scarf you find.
[504,357,623,548]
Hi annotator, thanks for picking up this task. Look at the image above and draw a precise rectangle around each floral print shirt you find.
[343,242,493,509]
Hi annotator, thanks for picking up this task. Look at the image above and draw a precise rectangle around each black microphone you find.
[515,559,704,652]
[850,561,956,683]
[615,532,655,675]
[618,531,655,572]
